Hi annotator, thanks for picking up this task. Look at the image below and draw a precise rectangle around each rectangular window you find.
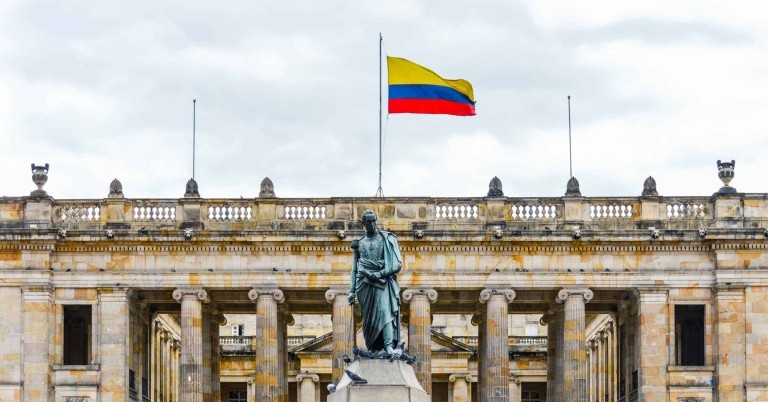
[522,391,540,402]
[63,305,92,365]
[525,322,539,336]
[231,324,244,336]
[229,390,247,402]
[675,304,705,366]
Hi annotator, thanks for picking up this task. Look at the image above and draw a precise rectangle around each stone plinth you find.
[328,359,430,402]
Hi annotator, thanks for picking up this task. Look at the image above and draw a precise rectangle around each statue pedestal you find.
[328,359,430,402]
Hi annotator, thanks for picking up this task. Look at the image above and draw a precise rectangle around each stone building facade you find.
[1,165,767,402]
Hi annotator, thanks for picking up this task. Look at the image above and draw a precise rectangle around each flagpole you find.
[568,95,573,179]
[376,33,383,197]
[193,99,197,180]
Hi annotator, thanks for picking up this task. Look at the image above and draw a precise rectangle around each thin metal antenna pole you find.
[568,95,573,178]
[193,99,197,180]
[376,33,383,197]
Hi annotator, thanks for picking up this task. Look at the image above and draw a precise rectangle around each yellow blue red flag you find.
[387,56,475,116]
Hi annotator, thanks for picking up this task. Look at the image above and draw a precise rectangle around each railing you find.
[436,204,478,220]
[220,336,254,354]
[510,203,558,220]
[220,335,317,354]
[130,201,176,222]
[207,204,253,221]
[4,194,747,231]
[452,336,547,351]
[509,336,547,346]
[54,202,101,223]
[288,336,316,347]
[452,336,478,346]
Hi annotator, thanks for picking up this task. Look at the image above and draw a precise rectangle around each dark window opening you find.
[675,304,705,366]
[63,305,91,365]
[229,390,247,402]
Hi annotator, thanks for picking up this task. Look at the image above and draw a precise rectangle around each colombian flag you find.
[387,56,476,116]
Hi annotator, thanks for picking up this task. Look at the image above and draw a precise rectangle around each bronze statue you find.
[348,210,402,356]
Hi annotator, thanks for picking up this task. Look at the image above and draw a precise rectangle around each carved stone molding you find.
[402,288,438,304]
[449,373,472,383]
[296,373,320,383]
[248,288,285,304]
[478,288,516,304]
[556,288,593,304]
[65,398,90,402]
[172,288,209,303]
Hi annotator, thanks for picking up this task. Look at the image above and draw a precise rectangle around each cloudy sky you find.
[1,1,766,199]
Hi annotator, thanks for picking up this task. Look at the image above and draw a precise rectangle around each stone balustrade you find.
[6,194,768,234]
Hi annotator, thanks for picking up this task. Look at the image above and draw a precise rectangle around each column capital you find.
[402,288,438,304]
[325,288,351,303]
[204,303,228,325]
[248,288,285,303]
[296,373,319,383]
[540,305,561,325]
[247,377,254,385]
[509,374,521,385]
[449,373,472,383]
[479,288,516,304]
[172,288,208,303]
[556,287,593,304]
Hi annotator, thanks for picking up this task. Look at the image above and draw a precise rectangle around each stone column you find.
[509,374,521,402]
[714,285,746,402]
[607,321,616,402]
[173,338,181,402]
[472,313,485,397]
[587,339,597,401]
[325,288,356,384]
[247,377,254,402]
[22,285,54,402]
[556,287,593,402]
[278,313,293,402]
[478,288,516,402]
[160,327,168,400]
[402,288,438,394]
[210,309,225,402]
[597,334,604,402]
[249,288,285,402]
[201,307,212,402]
[173,288,209,402]
[152,319,161,401]
[448,373,471,402]
[541,309,558,402]
[296,373,319,402]
[635,288,668,402]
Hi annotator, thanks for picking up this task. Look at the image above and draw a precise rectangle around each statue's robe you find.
[355,230,402,351]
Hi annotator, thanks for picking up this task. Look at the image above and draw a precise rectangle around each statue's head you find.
[360,210,377,234]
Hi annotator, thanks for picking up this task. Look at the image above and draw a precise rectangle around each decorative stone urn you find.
[30,163,50,197]
[716,160,737,194]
